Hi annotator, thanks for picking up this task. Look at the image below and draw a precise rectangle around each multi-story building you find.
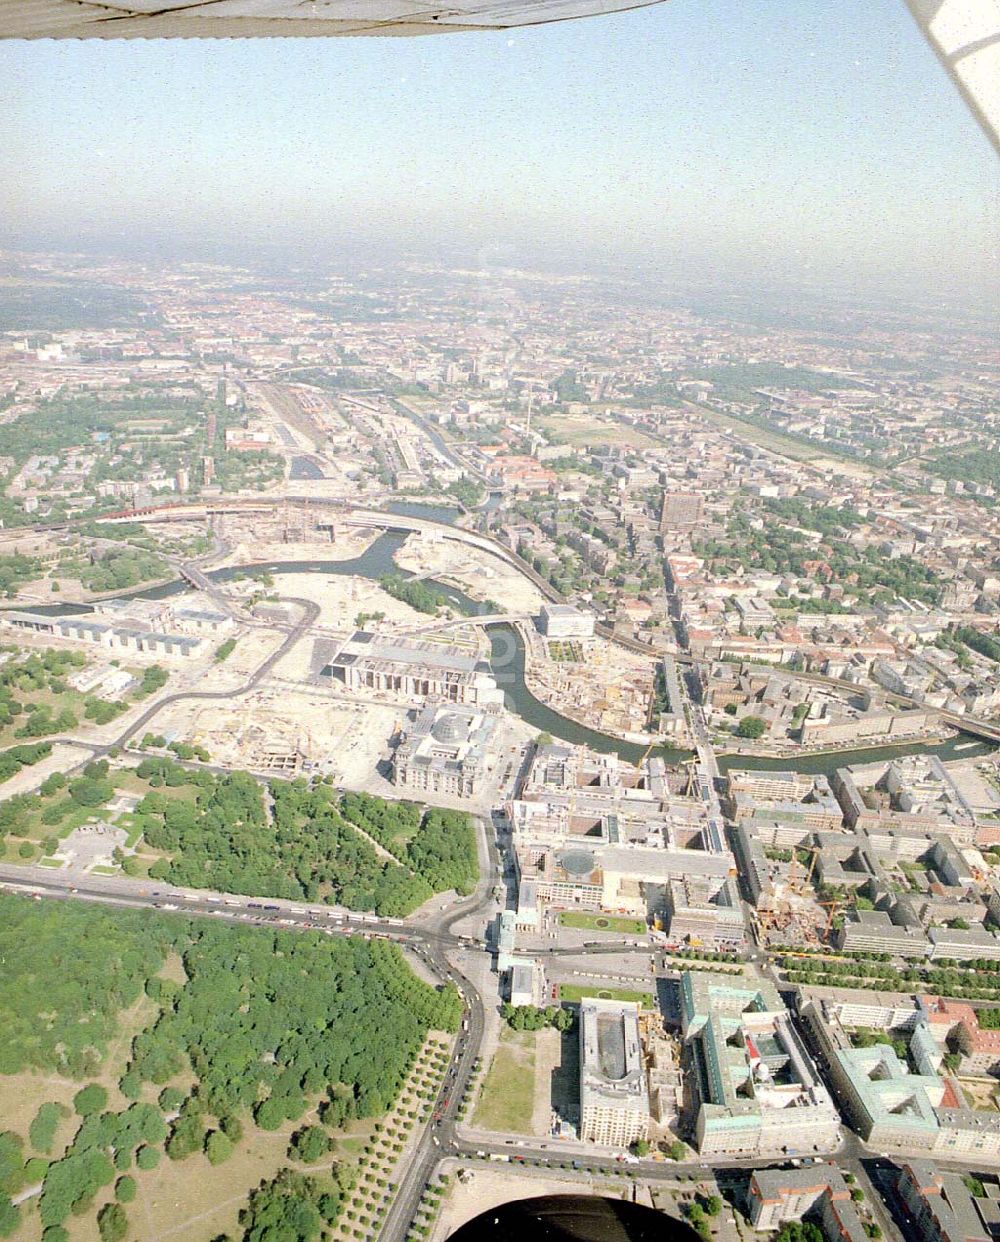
[538,603,595,638]
[833,756,978,843]
[747,1167,866,1242]
[392,704,498,798]
[3,610,206,659]
[801,995,922,1038]
[659,491,704,534]
[680,970,840,1158]
[808,1003,1000,1160]
[896,1161,991,1242]
[655,655,689,741]
[837,909,931,958]
[515,839,735,917]
[579,998,651,1147]
[919,997,1000,1078]
[726,769,844,832]
[665,875,745,950]
[928,925,1000,962]
[731,823,773,908]
[824,1040,941,1154]
[326,631,502,707]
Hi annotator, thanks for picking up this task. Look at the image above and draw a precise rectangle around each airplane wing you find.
[0,0,670,38]
[904,0,1000,153]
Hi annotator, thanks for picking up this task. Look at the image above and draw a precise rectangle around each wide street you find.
[0,534,987,1242]
[0,854,988,1242]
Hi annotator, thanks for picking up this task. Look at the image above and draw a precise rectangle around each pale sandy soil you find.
[196,625,286,689]
[394,532,545,614]
[532,1027,562,1135]
[215,529,377,569]
[0,741,95,795]
[151,688,398,783]
[267,570,430,629]
[523,633,659,741]
[0,626,252,750]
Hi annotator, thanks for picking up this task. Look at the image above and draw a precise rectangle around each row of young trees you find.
[500,1004,573,1032]
[0,896,461,1239]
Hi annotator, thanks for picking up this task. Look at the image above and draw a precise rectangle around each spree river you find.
[25,524,996,775]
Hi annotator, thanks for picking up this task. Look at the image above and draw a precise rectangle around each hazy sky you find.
[2,0,997,299]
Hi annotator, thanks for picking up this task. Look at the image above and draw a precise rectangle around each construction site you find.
[393,529,545,615]
[521,627,662,744]
[151,688,400,785]
[751,883,841,951]
[210,501,379,567]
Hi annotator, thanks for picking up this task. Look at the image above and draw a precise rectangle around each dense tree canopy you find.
[0,894,460,1236]
[695,505,942,606]
[340,792,478,896]
[137,765,474,916]
[140,769,430,915]
[378,574,458,616]
[0,742,52,785]
[239,1169,342,1242]
[500,1004,573,1032]
[129,926,460,1121]
[0,895,170,1077]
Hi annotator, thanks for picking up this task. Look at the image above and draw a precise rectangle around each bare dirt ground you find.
[151,687,398,783]
[215,529,377,570]
[524,633,658,741]
[394,533,544,614]
[0,741,95,796]
[267,571,428,630]
[532,1027,562,1136]
[198,625,286,690]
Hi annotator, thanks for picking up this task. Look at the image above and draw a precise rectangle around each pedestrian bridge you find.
[398,612,534,635]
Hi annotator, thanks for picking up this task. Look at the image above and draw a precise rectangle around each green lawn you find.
[548,641,583,663]
[18,801,101,845]
[686,400,872,473]
[558,984,653,1005]
[0,686,91,750]
[537,413,657,451]
[558,911,647,935]
[472,1030,535,1134]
